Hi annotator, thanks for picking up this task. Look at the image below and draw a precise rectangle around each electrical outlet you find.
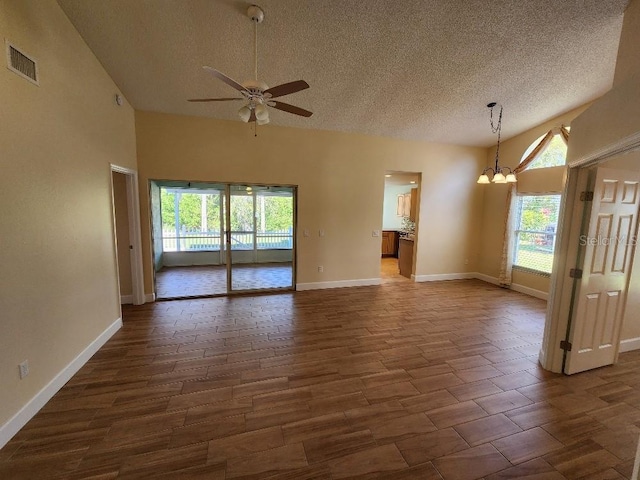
[372,230,380,237]
[319,229,325,237]
[318,266,324,272]
[303,229,310,237]
[19,360,29,379]
[464,258,469,265]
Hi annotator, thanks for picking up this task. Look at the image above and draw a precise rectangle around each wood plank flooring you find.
[3,279,640,479]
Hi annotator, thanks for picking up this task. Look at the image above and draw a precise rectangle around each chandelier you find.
[477,102,517,184]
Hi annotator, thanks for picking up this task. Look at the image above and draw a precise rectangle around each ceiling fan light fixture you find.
[238,105,252,122]
[254,103,269,121]
[257,116,270,125]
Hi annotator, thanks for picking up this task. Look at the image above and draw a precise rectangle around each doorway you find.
[150,180,296,299]
[543,149,640,374]
[110,165,145,306]
[381,171,420,283]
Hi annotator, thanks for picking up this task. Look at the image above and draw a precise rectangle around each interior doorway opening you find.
[544,149,640,374]
[150,180,296,299]
[380,171,420,283]
[110,164,145,307]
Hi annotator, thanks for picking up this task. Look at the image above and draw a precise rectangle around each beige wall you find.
[613,0,640,88]
[477,104,591,293]
[0,0,136,429]
[569,0,640,165]
[112,172,133,297]
[135,111,486,292]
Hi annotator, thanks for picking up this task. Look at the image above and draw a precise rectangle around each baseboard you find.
[473,273,548,300]
[120,294,133,305]
[413,272,476,282]
[474,273,500,285]
[510,283,548,301]
[144,293,156,303]
[620,337,640,353]
[296,278,382,291]
[0,317,122,449]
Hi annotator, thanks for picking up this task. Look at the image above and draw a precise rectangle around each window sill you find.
[513,265,551,278]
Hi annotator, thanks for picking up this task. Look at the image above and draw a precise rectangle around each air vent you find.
[6,41,38,85]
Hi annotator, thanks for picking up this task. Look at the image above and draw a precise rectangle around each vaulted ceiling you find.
[57,0,629,147]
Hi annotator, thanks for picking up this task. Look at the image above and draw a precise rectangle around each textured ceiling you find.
[57,0,629,147]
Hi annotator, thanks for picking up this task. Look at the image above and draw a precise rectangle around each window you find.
[160,188,223,252]
[513,195,562,275]
[159,187,294,252]
[520,130,569,170]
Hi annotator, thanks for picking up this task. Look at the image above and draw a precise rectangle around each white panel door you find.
[565,167,640,374]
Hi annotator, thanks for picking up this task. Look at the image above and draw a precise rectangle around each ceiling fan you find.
[188,5,312,126]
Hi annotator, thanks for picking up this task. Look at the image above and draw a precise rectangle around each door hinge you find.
[569,268,583,279]
[580,191,594,201]
[560,340,572,351]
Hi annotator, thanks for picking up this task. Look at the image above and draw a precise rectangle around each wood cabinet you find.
[381,230,399,257]
[398,238,414,278]
[409,188,418,222]
[396,188,418,221]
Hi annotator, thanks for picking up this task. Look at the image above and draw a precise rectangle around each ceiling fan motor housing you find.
[242,79,269,93]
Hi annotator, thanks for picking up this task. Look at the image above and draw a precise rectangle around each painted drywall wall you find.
[613,0,640,88]
[113,172,133,298]
[477,104,591,294]
[135,111,486,292]
[569,0,640,165]
[0,0,136,432]
[382,184,411,230]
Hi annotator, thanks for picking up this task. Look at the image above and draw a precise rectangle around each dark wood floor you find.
[2,279,640,479]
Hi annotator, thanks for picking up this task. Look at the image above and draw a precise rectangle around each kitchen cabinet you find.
[381,230,399,257]
[408,188,418,222]
[398,238,414,278]
[397,188,418,221]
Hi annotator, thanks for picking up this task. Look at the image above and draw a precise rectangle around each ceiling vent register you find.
[6,41,38,85]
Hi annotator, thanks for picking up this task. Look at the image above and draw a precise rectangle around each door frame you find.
[149,179,297,298]
[110,164,145,306]
[541,132,640,373]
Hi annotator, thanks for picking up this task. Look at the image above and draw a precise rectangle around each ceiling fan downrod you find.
[247,5,264,82]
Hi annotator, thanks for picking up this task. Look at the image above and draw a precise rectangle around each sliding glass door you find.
[227,184,295,293]
[152,180,295,299]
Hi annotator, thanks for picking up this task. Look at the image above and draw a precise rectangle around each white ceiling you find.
[57,0,629,147]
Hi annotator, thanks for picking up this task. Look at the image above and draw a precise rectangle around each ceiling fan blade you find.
[188,98,244,102]
[264,80,309,98]
[203,66,248,93]
[270,101,313,117]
